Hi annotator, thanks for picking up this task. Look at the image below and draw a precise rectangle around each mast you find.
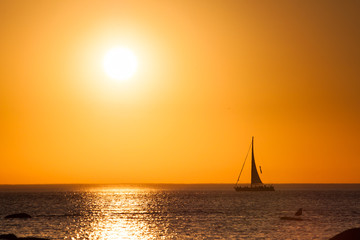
[251,136,263,186]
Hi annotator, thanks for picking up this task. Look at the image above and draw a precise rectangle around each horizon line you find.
[1,182,360,186]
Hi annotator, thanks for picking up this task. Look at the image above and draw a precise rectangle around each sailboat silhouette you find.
[234,137,275,191]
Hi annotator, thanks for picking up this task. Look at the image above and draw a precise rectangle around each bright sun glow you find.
[103,47,138,81]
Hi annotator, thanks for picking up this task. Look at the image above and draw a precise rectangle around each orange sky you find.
[1,0,359,184]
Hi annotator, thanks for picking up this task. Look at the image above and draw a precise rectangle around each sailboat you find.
[234,137,275,191]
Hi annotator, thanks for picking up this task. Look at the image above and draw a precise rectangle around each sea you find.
[0,184,360,240]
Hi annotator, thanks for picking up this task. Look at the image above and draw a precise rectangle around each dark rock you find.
[0,234,17,239]
[280,216,303,221]
[329,228,360,240]
[4,213,32,219]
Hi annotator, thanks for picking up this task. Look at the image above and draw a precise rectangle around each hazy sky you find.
[1,0,359,184]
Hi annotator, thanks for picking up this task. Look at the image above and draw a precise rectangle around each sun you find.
[103,47,138,81]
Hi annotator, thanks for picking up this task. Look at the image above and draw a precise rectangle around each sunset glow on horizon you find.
[1,0,359,184]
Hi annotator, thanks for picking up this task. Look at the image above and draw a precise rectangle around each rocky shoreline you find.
[328,228,360,240]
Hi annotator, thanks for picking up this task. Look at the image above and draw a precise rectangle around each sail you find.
[251,137,263,185]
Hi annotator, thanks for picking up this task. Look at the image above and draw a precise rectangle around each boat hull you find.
[234,185,275,191]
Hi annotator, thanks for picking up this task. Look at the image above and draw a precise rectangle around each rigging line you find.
[235,141,252,186]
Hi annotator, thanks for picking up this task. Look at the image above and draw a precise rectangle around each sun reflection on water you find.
[67,186,159,240]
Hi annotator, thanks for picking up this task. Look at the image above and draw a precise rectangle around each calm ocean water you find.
[0,184,359,239]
